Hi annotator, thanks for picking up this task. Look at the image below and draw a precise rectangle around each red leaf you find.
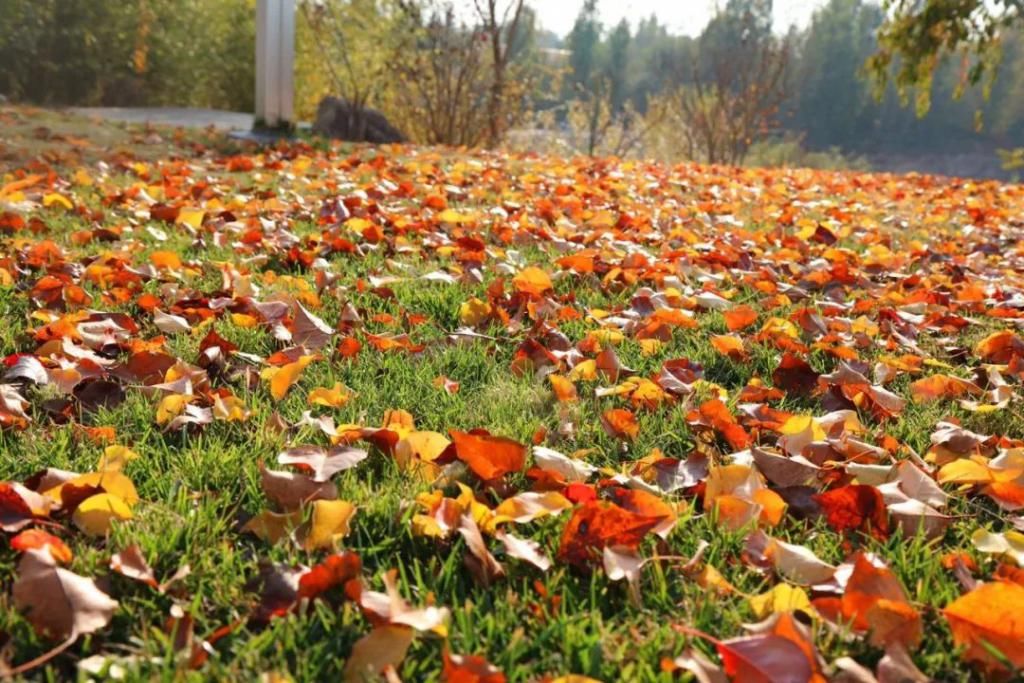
[557,500,663,567]
[812,485,889,539]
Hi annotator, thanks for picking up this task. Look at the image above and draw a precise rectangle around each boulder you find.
[313,96,406,144]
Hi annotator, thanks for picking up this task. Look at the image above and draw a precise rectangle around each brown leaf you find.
[458,513,504,586]
[110,544,158,589]
[772,352,819,395]
[13,548,118,640]
[292,302,334,350]
[259,463,338,511]
[342,625,415,683]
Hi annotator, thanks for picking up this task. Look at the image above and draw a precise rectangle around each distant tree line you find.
[4,0,1024,169]
[553,0,1024,159]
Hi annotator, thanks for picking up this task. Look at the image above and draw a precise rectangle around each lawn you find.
[1,104,1023,681]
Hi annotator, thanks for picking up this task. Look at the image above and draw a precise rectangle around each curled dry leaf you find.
[259,463,338,511]
[110,544,158,589]
[13,548,118,640]
[496,530,551,572]
[277,444,368,482]
[342,624,415,683]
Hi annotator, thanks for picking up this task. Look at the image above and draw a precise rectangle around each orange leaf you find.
[549,374,578,402]
[10,529,73,564]
[711,333,747,360]
[557,500,663,567]
[450,430,526,481]
[601,408,639,441]
[512,266,553,297]
[150,250,182,270]
[944,581,1024,672]
[723,304,758,331]
[976,330,1024,363]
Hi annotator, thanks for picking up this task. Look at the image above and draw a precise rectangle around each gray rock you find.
[313,96,406,144]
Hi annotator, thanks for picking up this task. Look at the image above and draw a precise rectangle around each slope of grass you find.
[1,106,1022,681]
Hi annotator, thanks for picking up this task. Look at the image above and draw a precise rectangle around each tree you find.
[567,0,601,95]
[869,0,1024,114]
[672,1,791,164]
[473,0,527,147]
[0,0,254,110]
[388,6,492,146]
[606,19,631,113]
[298,0,407,131]
[794,0,882,148]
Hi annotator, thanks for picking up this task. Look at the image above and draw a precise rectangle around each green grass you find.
[0,106,1021,681]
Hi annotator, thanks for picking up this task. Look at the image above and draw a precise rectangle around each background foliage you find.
[5,0,1024,174]
[0,0,255,111]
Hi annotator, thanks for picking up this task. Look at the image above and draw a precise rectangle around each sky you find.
[531,0,827,38]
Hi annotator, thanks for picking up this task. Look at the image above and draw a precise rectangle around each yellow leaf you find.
[459,297,492,326]
[265,356,315,401]
[512,266,553,296]
[307,382,352,408]
[638,339,662,356]
[493,491,571,523]
[343,217,373,233]
[301,500,356,550]
[568,359,597,381]
[243,510,303,544]
[45,471,139,506]
[156,394,192,425]
[73,168,94,186]
[231,312,259,328]
[436,208,473,224]
[72,493,133,536]
[176,207,205,229]
[395,431,451,468]
[212,394,250,421]
[412,513,446,538]
[971,528,1024,565]
[779,414,819,436]
[938,458,993,485]
[760,317,800,339]
[42,193,73,210]
[749,583,812,619]
[97,445,139,472]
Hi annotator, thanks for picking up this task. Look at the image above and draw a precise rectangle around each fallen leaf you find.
[13,548,118,640]
[943,581,1024,672]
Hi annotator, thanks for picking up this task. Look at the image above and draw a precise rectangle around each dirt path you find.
[70,107,253,131]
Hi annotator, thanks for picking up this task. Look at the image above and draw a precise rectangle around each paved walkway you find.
[71,107,254,131]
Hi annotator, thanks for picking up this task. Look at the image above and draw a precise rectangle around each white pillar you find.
[255,0,295,128]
